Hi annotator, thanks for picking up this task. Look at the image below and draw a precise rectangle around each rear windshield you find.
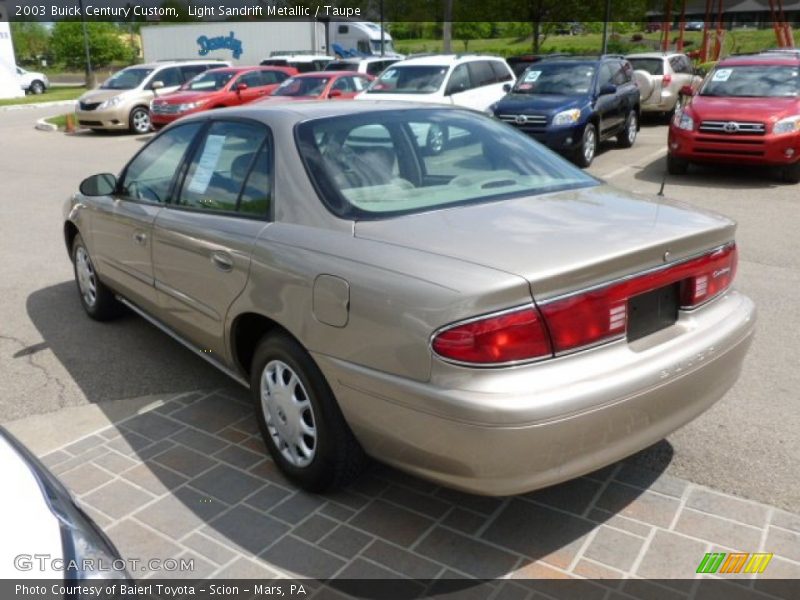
[295,108,596,220]
[628,58,664,75]
[366,66,448,94]
[183,70,234,91]
[273,76,330,97]
[514,63,596,95]
[101,68,154,90]
[701,65,799,97]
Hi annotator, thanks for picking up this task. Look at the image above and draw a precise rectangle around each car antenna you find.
[658,170,667,196]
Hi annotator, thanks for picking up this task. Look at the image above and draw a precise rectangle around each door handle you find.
[210,251,233,272]
[133,231,147,245]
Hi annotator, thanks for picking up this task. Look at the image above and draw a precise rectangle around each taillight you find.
[432,306,552,365]
[662,73,673,86]
[540,243,738,354]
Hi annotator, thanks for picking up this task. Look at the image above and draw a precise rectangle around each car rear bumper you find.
[315,290,755,496]
[669,126,800,166]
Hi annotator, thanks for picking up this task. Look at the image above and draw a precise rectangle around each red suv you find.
[150,66,296,128]
[668,51,800,183]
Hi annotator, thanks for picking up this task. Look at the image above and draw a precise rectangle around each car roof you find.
[135,60,228,69]
[719,52,800,66]
[395,54,503,67]
[626,53,678,59]
[266,54,333,61]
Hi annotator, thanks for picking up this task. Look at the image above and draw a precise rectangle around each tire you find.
[71,234,123,321]
[667,153,689,175]
[617,110,638,148]
[782,162,800,184]
[574,123,597,168]
[129,107,151,134]
[425,124,448,156]
[29,80,45,95]
[633,70,654,103]
[251,333,367,492]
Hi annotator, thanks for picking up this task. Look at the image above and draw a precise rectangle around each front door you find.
[88,122,203,309]
[152,119,273,359]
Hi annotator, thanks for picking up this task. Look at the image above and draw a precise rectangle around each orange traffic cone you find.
[65,113,76,133]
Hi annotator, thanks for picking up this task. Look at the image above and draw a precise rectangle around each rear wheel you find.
[29,80,45,95]
[129,107,151,134]
[617,110,638,148]
[71,235,123,321]
[574,123,597,168]
[667,153,689,175]
[782,162,800,184]
[251,333,367,492]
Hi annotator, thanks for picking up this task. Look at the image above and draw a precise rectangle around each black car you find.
[490,56,641,167]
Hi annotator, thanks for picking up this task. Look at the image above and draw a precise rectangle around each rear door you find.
[152,119,272,358]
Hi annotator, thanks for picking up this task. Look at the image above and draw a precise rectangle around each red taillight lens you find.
[540,244,737,354]
[662,73,673,86]
[432,307,553,365]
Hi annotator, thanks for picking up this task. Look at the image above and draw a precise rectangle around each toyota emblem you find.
[515,115,528,125]
[723,121,740,133]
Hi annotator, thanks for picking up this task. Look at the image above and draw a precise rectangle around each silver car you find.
[627,52,703,118]
[64,102,755,496]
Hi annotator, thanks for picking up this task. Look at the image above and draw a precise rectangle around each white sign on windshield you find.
[712,69,733,82]
[524,70,542,82]
[187,134,226,194]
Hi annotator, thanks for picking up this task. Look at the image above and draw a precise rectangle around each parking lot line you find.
[601,147,668,180]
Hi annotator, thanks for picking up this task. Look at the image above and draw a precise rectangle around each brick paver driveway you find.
[6,388,799,598]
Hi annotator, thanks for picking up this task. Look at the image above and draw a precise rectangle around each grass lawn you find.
[0,86,85,108]
[44,113,73,130]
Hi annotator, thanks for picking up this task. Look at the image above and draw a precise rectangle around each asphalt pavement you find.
[0,105,797,512]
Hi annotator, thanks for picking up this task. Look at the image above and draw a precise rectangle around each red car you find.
[668,51,800,183]
[150,66,297,128]
[258,71,374,104]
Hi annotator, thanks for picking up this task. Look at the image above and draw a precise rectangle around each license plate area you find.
[627,284,679,342]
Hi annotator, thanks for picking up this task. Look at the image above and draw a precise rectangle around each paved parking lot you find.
[1,105,798,591]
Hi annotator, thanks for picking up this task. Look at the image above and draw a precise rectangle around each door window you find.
[489,60,514,83]
[260,70,288,85]
[446,64,472,95]
[119,123,202,204]
[154,67,183,88]
[177,121,270,216]
[238,71,266,88]
[332,77,355,92]
[597,63,615,89]
[366,61,384,77]
[467,61,496,88]
[181,65,208,82]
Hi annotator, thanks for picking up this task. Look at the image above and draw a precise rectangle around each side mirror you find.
[502,83,512,93]
[598,83,617,96]
[236,83,248,92]
[328,89,343,98]
[79,173,117,196]
[679,84,696,97]
[150,80,164,95]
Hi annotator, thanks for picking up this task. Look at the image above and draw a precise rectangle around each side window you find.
[181,65,207,82]
[489,60,514,83]
[261,70,287,85]
[677,55,693,74]
[155,67,183,88]
[238,144,272,217]
[356,40,370,54]
[353,75,370,91]
[467,61,497,88]
[238,71,265,88]
[120,123,203,204]
[332,77,354,92]
[597,63,615,89]
[366,62,383,77]
[178,121,269,215]
[613,61,631,85]
[446,64,472,95]
[338,25,349,34]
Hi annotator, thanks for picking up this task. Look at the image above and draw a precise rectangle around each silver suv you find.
[626,52,702,118]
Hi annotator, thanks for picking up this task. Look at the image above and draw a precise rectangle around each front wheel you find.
[617,110,638,148]
[251,334,367,492]
[667,153,689,175]
[71,234,123,321]
[29,80,45,95]
[129,107,151,134]
[574,123,597,168]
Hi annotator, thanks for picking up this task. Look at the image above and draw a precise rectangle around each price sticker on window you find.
[712,69,732,82]
[524,70,542,82]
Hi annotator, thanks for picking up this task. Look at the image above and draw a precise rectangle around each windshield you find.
[295,109,596,219]
[101,68,154,90]
[701,65,799,97]
[182,70,234,92]
[628,58,664,75]
[514,63,596,95]
[367,66,448,94]
[273,76,330,97]
[370,40,395,54]
[325,62,359,72]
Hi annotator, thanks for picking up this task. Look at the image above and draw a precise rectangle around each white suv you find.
[16,66,49,95]
[357,54,515,111]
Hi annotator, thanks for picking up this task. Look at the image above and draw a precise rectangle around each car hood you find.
[687,96,800,122]
[257,95,320,103]
[355,184,735,301]
[154,90,222,104]
[357,92,442,104]
[493,93,586,113]
[78,88,132,103]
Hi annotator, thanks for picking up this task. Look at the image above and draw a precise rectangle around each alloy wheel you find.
[75,246,97,308]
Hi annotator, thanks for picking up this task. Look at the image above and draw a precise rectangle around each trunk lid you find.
[354,185,735,301]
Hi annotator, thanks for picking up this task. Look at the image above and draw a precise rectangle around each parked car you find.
[491,56,640,167]
[356,54,515,112]
[627,52,703,118]
[258,72,374,103]
[260,54,333,73]
[0,426,129,579]
[65,102,754,496]
[150,66,296,129]
[324,56,400,77]
[16,66,49,94]
[75,60,229,134]
[668,51,800,182]
[685,21,705,31]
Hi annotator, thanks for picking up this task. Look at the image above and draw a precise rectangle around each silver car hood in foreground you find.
[355,184,736,301]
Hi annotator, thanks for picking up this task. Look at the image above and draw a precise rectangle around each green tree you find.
[50,22,134,70]
[453,22,492,51]
[10,22,50,65]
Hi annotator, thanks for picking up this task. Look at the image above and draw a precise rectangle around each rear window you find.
[628,58,665,75]
[295,109,596,220]
[701,65,799,97]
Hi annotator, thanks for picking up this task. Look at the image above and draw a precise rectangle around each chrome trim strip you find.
[115,296,249,388]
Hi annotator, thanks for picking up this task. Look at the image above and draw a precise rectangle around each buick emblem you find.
[723,121,740,133]
[515,115,529,125]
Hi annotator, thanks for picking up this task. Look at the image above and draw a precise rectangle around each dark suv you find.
[490,56,641,167]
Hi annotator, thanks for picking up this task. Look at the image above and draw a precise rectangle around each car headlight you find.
[552,108,581,126]
[98,96,122,110]
[773,115,800,135]
[178,100,208,112]
[674,109,695,131]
